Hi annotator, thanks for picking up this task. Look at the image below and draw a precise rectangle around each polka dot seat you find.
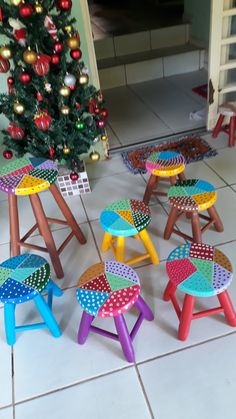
[100,199,159,266]
[1,157,86,279]
[143,151,186,205]
[164,179,223,243]
[77,261,154,362]
[164,243,236,340]
[0,254,62,345]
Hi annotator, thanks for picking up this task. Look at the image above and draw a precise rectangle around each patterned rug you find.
[121,135,217,174]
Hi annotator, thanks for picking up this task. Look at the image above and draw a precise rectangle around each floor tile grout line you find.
[134,364,155,419]
[80,197,103,263]
[11,347,16,419]
[203,159,236,192]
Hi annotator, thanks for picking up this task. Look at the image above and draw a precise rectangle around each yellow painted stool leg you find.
[115,236,125,262]
[101,232,113,252]
[138,229,160,265]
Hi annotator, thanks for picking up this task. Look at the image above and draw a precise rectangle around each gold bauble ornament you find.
[23,47,37,65]
[64,25,73,34]
[89,150,100,162]
[63,146,70,155]
[0,46,13,60]
[34,1,43,14]
[67,35,80,49]
[59,85,70,97]
[10,0,22,5]
[78,73,89,85]
[101,134,107,142]
[13,101,25,115]
[61,105,70,115]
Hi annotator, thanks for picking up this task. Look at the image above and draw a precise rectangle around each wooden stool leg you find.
[212,114,224,138]
[169,176,177,186]
[8,194,20,256]
[178,172,186,182]
[116,236,125,262]
[178,294,195,340]
[163,280,177,301]
[217,291,236,326]
[229,116,236,147]
[138,228,159,264]
[29,194,64,279]
[143,174,158,205]
[191,212,202,243]
[4,303,16,345]
[164,206,179,240]
[101,232,113,252]
[49,184,86,244]
[207,206,224,232]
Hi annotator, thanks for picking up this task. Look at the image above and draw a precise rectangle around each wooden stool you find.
[212,102,236,147]
[164,179,223,243]
[77,261,154,362]
[100,198,159,265]
[0,254,62,345]
[0,157,86,279]
[164,243,236,340]
[143,151,186,205]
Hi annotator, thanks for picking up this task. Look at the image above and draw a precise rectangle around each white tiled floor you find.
[1,128,236,418]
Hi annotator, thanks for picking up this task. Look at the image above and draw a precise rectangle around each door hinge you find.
[208,79,215,105]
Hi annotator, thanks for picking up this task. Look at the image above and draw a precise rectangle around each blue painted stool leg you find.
[4,303,16,346]
[34,294,61,338]
[46,280,63,309]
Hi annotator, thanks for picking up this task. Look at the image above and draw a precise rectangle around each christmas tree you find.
[0,0,108,179]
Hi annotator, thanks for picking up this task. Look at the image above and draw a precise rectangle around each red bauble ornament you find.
[54,41,64,53]
[94,107,100,114]
[51,53,60,65]
[7,123,25,140]
[34,109,52,131]
[69,84,76,91]
[49,146,55,159]
[3,150,13,160]
[97,119,105,128]
[33,55,51,76]
[75,102,81,109]
[7,76,14,85]
[19,3,33,18]
[14,28,27,46]
[56,0,72,11]
[19,70,31,84]
[101,108,108,118]
[88,99,97,113]
[70,49,82,60]
[70,172,79,181]
[0,57,10,73]
[36,92,44,102]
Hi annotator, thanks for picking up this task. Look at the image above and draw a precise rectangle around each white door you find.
[208,0,236,129]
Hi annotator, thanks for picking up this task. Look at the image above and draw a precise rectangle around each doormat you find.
[192,84,208,99]
[121,136,217,174]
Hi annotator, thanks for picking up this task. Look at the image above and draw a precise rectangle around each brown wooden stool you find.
[0,157,86,279]
[143,151,186,205]
[212,102,236,147]
[164,179,223,243]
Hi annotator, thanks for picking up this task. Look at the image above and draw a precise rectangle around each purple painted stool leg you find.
[114,314,135,363]
[135,296,154,321]
[78,311,94,344]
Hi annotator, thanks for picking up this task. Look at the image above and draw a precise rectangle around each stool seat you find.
[218,102,236,117]
[146,151,186,177]
[0,157,58,195]
[168,179,216,212]
[100,199,151,237]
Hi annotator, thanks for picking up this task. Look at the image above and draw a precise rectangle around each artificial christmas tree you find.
[0,1,108,178]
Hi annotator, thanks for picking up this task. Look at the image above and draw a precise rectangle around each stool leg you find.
[178,172,186,182]
[8,194,20,256]
[207,206,224,232]
[143,174,158,205]
[217,291,236,326]
[229,116,236,147]
[138,229,159,264]
[191,212,202,243]
[163,280,177,301]
[116,236,125,262]
[4,303,16,345]
[29,194,64,279]
[212,114,224,138]
[178,294,195,340]
[114,314,135,362]
[49,184,86,244]
[101,232,113,252]
[169,176,177,186]
[135,296,154,321]
[78,311,94,344]
[34,294,61,337]
[164,206,179,240]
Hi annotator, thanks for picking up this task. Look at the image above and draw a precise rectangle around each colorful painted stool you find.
[143,151,186,205]
[0,254,62,345]
[164,243,236,340]
[0,157,86,278]
[76,261,154,362]
[100,198,159,265]
[164,179,223,243]
[212,102,236,147]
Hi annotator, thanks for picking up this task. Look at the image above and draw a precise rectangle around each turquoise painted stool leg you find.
[4,303,16,346]
[46,280,63,309]
[34,294,61,338]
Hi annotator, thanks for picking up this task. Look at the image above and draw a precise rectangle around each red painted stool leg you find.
[212,114,224,138]
[207,206,224,232]
[164,206,179,240]
[8,194,20,256]
[229,116,236,147]
[163,280,177,301]
[178,172,186,182]
[178,294,195,340]
[191,212,202,243]
[143,174,158,205]
[169,176,177,186]
[217,291,236,326]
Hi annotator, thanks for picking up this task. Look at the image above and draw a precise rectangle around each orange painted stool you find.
[212,102,236,147]
[164,243,236,340]
[0,157,86,279]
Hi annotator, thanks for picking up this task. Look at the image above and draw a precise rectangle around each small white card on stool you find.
[57,162,91,198]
